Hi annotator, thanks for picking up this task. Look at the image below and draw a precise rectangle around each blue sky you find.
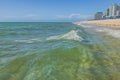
[0,0,119,22]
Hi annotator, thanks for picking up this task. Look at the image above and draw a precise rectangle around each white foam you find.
[77,24,120,39]
[90,26,120,38]
[47,30,83,42]
[106,29,120,38]
[95,28,120,38]
[15,30,83,43]
[15,38,41,43]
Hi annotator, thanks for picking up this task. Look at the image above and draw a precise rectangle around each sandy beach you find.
[76,19,120,28]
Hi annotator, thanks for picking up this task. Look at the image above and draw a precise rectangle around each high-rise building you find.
[106,4,120,17]
[94,12,103,20]
[105,8,110,16]
[116,10,120,16]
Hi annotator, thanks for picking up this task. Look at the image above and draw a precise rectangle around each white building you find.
[116,10,120,16]
[106,4,120,17]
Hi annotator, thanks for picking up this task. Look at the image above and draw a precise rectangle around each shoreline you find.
[74,22,120,39]
[76,19,120,28]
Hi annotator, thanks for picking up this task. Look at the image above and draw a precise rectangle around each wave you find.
[15,30,83,43]
[47,30,83,42]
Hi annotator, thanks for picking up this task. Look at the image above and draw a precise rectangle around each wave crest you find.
[47,30,83,42]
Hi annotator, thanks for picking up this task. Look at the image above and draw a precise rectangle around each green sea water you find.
[0,22,120,80]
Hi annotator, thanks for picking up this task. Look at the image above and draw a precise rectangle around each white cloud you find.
[56,14,92,20]
[0,13,92,21]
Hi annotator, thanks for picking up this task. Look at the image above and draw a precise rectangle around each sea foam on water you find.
[14,30,83,43]
[80,24,120,39]
[47,30,83,42]
[95,28,120,38]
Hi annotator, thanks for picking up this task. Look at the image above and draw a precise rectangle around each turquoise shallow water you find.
[0,22,120,80]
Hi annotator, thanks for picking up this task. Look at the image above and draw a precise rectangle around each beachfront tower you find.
[105,8,110,16]
[108,4,120,17]
[94,12,103,20]
[116,10,120,16]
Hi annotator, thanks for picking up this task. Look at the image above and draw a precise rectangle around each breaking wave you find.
[47,30,83,42]
[15,30,83,43]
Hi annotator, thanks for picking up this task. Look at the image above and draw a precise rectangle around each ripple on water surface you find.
[0,22,120,80]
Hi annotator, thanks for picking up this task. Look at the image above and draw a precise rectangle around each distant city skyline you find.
[94,4,120,20]
[0,0,120,22]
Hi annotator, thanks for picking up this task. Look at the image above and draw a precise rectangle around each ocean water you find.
[0,22,120,80]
